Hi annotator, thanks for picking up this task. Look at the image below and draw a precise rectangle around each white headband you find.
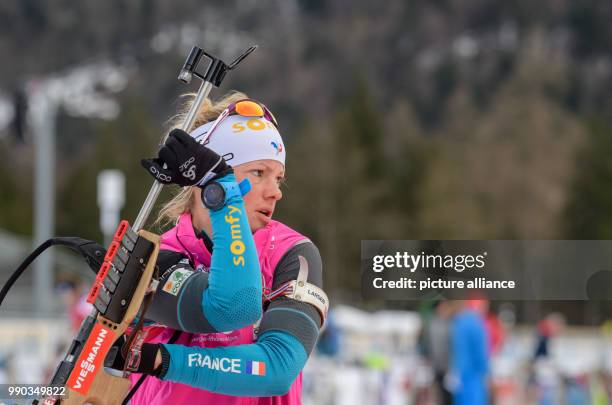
[190,115,285,167]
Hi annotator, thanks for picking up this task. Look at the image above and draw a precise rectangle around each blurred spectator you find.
[533,313,565,360]
[362,344,391,405]
[0,353,7,384]
[527,313,566,405]
[590,370,610,405]
[421,300,453,405]
[317,311,341,358]
[56,279,93,333]
[466,298,505,355]
[450,300,490,405]
[485,311,505,357]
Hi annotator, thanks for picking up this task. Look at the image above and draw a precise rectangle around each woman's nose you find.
[264,179,283,201]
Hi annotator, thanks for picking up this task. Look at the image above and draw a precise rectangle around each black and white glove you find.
[141,129,232,187]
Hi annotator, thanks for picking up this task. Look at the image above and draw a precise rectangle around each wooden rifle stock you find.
[39,226,160,405]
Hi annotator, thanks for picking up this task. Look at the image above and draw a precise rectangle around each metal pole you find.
[132,80,213,231]
[98,169,126,246]
[32,91,56,316]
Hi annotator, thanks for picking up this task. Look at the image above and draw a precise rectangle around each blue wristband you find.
[222,178,251,201]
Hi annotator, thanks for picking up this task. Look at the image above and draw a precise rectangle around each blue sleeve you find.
[451,312,488,376]
[451,315,468,374]
[160,330,307,396]
[472,316,489,374]
[199,173,262,332]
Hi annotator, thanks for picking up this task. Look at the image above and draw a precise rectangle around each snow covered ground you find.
[302,306,612,405]
[1,308,612,404]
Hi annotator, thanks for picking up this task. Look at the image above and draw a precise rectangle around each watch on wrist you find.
[202,181,226,211]
[201,179,252,211]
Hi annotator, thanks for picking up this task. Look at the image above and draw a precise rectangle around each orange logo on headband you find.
[232,119,275,133]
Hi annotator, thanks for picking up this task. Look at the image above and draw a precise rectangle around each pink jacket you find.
[129,212,308,405]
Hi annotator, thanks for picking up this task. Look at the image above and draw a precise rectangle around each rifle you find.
[0,44,256,405]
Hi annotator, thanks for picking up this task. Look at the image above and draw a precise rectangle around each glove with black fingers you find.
[104,337,168,377]
[141,128,232,187]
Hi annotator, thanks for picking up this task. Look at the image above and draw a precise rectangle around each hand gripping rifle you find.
[0,45,256,405]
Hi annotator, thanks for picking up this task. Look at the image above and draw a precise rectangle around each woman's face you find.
[233,159,284,232]
[192,159,285,234]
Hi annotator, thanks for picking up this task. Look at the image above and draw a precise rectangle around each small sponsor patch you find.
[162,267,194,296]
[246,360,266,376]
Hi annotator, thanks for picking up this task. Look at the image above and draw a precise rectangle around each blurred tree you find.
[280,80,431,294]
[564,118,612,239]
[418,30,586,239]
[56,94,160,242]
[331,81,390,292]
[0,142,33,234]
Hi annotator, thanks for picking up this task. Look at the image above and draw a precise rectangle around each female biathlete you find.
[110,93,327,404]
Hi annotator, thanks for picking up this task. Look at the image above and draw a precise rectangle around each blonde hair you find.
[155,91,248,228]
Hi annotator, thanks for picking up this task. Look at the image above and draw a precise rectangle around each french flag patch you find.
[246,360,266,376]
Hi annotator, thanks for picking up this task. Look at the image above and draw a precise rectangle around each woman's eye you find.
[251,170,264,177]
